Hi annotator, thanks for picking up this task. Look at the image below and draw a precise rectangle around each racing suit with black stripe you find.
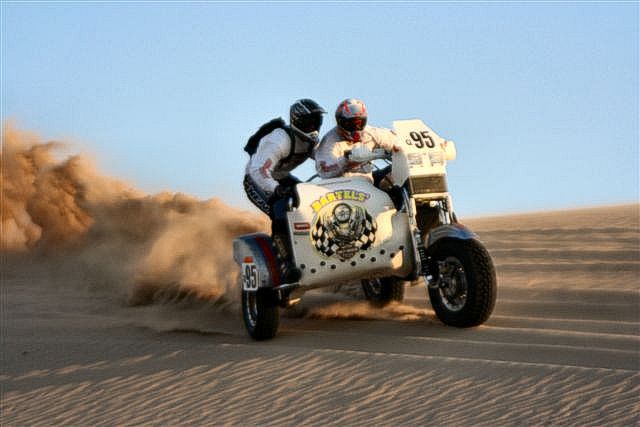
[243,127,315,281]
[244,127,314,216]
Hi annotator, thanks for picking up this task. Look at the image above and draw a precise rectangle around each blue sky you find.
[2,2,638,216]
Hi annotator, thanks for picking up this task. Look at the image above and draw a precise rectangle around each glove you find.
[273,185,293,198]
[349,144,372,162]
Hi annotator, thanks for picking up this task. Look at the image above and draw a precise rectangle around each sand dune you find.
[2,204,638,426]
[1,130,639,425]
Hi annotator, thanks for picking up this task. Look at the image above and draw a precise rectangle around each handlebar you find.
[304,147,390,183]
[344,147,391,163]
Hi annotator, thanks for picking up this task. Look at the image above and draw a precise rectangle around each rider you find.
[315,98,401,184]
[243,98,326,282]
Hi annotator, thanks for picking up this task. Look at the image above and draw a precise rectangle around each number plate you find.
[242,262,259,291]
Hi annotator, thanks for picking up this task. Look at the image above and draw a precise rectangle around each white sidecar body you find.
[287,176,414,288]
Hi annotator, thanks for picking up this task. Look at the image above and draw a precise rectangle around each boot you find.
[272,233,301,284]
[282,263,302,284]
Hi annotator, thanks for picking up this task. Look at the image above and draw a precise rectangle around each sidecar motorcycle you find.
[234,120,497,340]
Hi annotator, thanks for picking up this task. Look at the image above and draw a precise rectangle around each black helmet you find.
[290,99,326,144]
[335,98,368,142]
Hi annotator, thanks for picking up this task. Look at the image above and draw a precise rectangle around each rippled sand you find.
[2,204,638,426]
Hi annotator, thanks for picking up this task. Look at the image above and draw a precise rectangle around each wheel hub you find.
[244,291,258,327]
[436,256,468,311]
[365,278,383,297]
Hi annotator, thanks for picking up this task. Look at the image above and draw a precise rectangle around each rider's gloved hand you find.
[349,144,371,163]
[273,185,293,198]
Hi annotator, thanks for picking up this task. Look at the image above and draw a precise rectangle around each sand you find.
[1,203,638,426]
[1,120,638,426]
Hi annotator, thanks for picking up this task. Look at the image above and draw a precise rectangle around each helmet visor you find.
[296,113,323,133]
[338,117,367,132]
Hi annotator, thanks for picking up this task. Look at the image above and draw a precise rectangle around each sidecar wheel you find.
[428,238,496,327]
[361,277,405,307]
[242,288,279,340]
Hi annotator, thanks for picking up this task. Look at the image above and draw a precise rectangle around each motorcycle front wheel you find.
[428,238,496,327]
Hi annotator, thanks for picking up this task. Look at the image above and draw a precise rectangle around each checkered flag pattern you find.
[311,223,338,257]
[311,206,377,258]
[357,213,377,250]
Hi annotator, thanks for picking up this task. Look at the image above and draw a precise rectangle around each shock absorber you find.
[414,230,430,277]
[401,187,431,279]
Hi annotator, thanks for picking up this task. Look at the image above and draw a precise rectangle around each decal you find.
[407,153,424,167]
[318,161,339,173]
[242,262,259,291]
[293,222,311,235]
[429,150,444,166]
[310,189,370,213]
[405,130,435,149]
[311,202,377,260]
[259,159,273,178]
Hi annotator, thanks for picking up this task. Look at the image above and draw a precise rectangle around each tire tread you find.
[362,278,405,307]
[428,238,496,327]
[243,289,280,340]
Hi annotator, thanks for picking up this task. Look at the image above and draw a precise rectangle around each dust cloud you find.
[1,123,267,305]
[2,122,421,325]
[307,301,430,321]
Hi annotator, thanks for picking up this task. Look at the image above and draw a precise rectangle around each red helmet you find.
[335,98,368,142]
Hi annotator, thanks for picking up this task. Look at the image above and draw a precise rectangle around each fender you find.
[426,223,478,248]
[233,233,282,288]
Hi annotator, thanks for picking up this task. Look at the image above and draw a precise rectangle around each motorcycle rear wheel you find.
[428,238,496,327]
[242,288,279,340]
[362,277,405,307]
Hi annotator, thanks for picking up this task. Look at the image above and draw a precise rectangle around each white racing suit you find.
[314,126,400,180]
[243,127,315,280]
[243,127,313,216]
